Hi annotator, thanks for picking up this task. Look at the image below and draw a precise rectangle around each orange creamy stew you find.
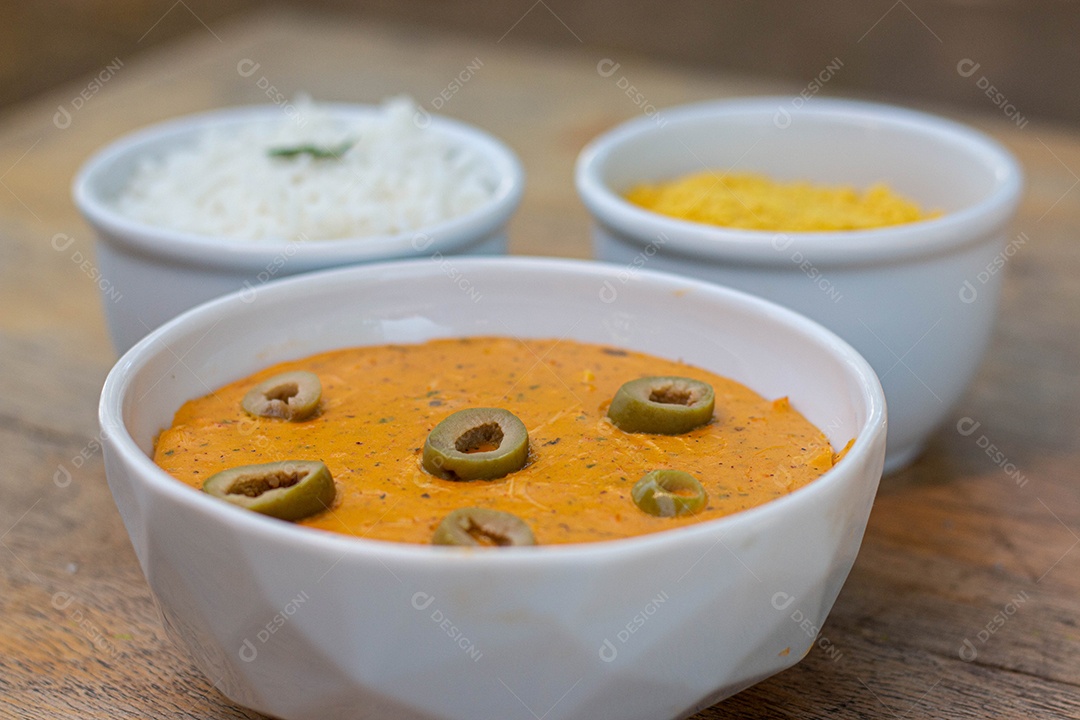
[154,337,843,545]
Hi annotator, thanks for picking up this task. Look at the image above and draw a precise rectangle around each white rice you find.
[114,97,497,241]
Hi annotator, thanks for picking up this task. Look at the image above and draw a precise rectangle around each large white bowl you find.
[576,97,1022,472]
[74,104,524,354]
[99,257,885,720]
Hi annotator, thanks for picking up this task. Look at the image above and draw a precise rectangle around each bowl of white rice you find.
[73,97,523,353]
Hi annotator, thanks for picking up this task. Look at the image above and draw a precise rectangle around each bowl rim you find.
[575,96,1024,266]
[72,102,525,270]
[99,256,886,565]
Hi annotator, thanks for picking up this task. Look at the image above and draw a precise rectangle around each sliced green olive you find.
[607,376,715,434]
[202,460,335,521]
[422,408,529,481]
[432,508,536,547]
[631,470,708,517]
[241,370,322,421]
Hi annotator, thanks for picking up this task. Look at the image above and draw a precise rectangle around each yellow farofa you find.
[625,172,939,231]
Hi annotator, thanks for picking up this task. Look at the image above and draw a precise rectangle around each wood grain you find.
[1,8,1078,719]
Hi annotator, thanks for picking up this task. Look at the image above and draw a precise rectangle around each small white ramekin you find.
[74,104,524,354]
[576,97,1023,471]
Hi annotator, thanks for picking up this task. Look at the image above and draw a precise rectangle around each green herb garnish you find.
[267,141,354,160]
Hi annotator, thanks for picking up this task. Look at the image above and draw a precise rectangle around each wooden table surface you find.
[2,9,1078,719]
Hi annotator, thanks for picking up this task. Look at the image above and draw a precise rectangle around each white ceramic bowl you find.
[99,257,885,720]
[73,104,524,354]
[576,97,1022,472]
